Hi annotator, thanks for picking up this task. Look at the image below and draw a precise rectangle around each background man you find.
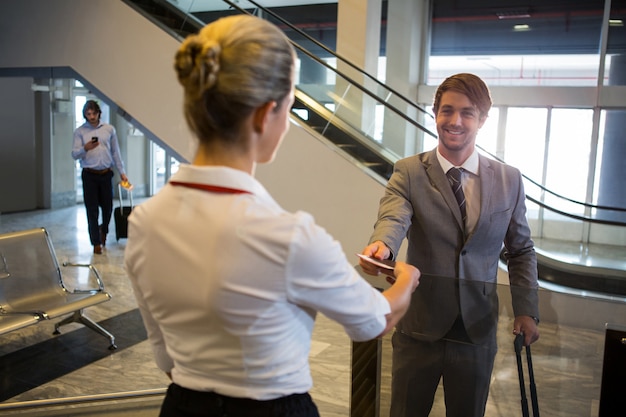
[72,100,129,254]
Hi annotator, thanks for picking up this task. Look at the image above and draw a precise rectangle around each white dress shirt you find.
[437,148,481,234]
[125,164,390,400]
[71,121,126,174]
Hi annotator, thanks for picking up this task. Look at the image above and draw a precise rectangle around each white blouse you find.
[124,164,390,400]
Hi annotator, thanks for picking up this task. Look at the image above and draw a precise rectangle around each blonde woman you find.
[125,15,419,417]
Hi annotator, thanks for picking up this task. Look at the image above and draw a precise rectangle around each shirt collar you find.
[83,121,103,129]
[436,148,480,176]
[169,164,270,198]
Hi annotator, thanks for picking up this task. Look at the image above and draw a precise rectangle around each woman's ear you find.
[252,101,277,134]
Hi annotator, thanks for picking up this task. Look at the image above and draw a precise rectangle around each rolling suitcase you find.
[514,333,540,417]
[114,183,133,241]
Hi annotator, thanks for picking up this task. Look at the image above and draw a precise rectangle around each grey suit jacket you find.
[370,149,539,346]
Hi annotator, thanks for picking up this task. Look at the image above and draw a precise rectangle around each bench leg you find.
[53,310,117,350]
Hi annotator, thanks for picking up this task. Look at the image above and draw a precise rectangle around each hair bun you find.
[175,36,221,96]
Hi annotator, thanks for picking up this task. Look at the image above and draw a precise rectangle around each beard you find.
[438,127,476,153]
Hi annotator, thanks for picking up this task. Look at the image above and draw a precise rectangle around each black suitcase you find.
[114,183,133,241]
[514,333,540,417]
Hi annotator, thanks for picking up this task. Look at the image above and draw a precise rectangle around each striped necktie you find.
[446,167,467,226]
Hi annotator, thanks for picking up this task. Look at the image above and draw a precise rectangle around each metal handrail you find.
[0,388,167,411]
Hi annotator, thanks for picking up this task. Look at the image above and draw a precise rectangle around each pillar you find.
[335,0,382,135]
[383,0,430,157]
[597,54,626,222]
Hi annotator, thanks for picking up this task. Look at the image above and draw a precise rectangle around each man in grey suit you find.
[360,73,540,417]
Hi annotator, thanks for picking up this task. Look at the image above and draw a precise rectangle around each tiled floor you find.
[1,203,625,416]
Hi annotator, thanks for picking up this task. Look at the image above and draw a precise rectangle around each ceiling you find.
[176,0,623,15]
[171,0,337,13]
[174,0,625,56]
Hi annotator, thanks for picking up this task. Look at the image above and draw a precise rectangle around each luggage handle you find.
[118,183,134,210]
[514,333,540,417]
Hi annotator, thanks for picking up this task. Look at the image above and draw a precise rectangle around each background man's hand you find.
[84,140,99,151]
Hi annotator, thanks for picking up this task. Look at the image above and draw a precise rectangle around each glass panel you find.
[593,109,626,224]
[74,96,86,130]
[544,108,593,216]
[364,273,626,417]
[152,142,181,194]
[170,157,180,177]
[153,142,166,192]
[292,50,417,167]
[604,2,626,86]
[477,107,499,156]
[503,108,547,181]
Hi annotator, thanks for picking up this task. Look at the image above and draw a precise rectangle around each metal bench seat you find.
[0,313,42,334]
[0,227,116,349]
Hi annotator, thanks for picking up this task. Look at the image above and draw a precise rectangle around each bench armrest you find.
[61,262,106,292]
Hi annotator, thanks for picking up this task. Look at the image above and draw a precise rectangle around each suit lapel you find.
[423,150,465,231]
[475,154,494,232]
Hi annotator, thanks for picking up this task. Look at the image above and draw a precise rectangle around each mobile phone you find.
[91,137,98,142]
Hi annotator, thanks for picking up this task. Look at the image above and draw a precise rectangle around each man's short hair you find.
[433,73,492,119]
[83,100,102,120]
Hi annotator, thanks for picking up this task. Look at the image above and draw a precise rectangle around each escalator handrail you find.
[526,194,626,227]
[477,145,626,215]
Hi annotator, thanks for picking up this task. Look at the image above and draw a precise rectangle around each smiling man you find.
[360,73,540,417]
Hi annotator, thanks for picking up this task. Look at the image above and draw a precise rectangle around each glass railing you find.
[1,275,624,417]
[357,273,626,417]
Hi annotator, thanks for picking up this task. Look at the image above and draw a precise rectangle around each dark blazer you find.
[370,149,539,346]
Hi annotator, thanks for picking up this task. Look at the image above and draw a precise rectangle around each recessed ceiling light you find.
[513,24,531,31]
[497,11,531,19]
